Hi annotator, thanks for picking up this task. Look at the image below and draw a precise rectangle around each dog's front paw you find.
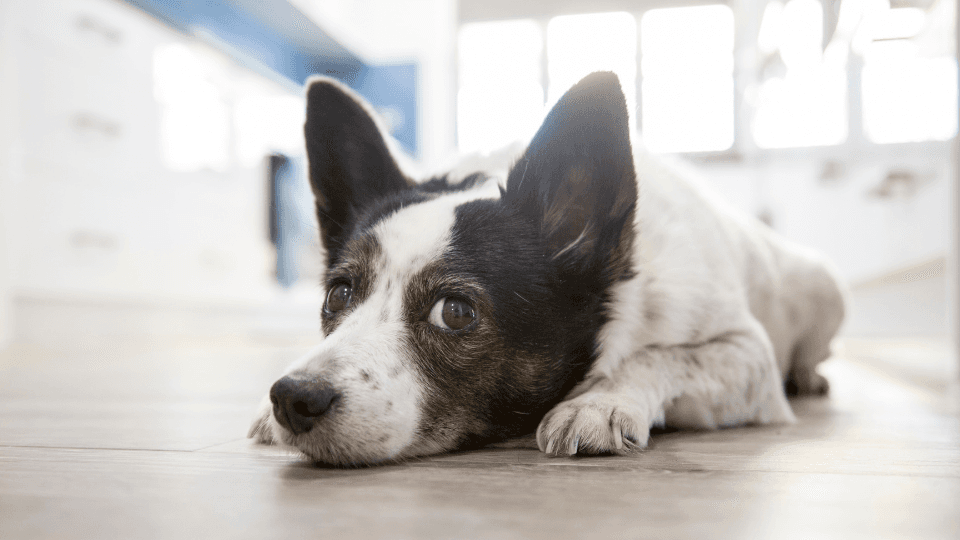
[247,394,277,445]
[536,393,653,456]
[785,370,830,396]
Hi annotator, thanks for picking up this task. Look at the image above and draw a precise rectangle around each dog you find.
[248,71,846,466]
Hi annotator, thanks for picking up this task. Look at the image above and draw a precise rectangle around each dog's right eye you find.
[325,283,352,313]
[428,297,476,332]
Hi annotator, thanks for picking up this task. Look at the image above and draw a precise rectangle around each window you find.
[153,43,232,172]
[458,0,955,155]
[234,91,305,168]
[457,8,737,155]
[457,20,544,154]
[546,12,637,113]
[640,5,735,153]
[860,2,958,143]
[752,0,848,148]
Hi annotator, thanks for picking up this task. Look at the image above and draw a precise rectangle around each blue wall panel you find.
[125,0,418,155]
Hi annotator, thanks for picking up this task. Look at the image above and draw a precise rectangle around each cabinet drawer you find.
[18,31,158,189]
[21,0,165,66]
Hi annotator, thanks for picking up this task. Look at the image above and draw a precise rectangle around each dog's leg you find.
[784,260,846,396]
[785,332,832,396]
[536,318,795,455]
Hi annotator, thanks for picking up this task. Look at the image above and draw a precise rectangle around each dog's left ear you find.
[303,77,412,264]
[504,71,637,275]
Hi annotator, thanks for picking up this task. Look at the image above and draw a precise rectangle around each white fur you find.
[254,302,423,463]
[536,146,844,455]
[373,181,500,282]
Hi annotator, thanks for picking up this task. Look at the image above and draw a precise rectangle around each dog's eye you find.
[428,297,475,331]
[325,283,352,313]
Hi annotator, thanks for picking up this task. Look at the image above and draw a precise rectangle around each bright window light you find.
[867,7,926,41]
[547,12,636,115]
[778,0,823,71]
[457,20,544,154]
[862,40,958,143]
[234,92,305,168]
[752,0,847,148]
[153,43,231,172]
[757,1,785,55]
[640,5,734,153]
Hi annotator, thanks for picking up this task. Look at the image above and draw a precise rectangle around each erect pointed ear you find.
[303,77,411,263]
[504,71,637,277]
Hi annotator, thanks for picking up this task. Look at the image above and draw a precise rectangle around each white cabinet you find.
[10,0,281,306]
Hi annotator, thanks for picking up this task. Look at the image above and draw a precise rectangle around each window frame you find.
[456,0,956,164]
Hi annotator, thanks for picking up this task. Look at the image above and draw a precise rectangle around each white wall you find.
[700,143,952,286]
[0,0,20,347]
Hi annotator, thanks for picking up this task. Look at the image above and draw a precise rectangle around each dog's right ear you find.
[304,78,411,263]
[504,71,637,279]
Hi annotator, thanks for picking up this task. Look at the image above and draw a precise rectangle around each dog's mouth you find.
[269,419,413,467]
[265,372,426,466]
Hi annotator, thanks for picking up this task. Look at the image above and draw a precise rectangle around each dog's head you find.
[266,72,638,465]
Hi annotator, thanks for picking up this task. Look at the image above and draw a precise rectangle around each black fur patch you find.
[304,79,413,266]
[505,71,637,284]
[411,198,609,445]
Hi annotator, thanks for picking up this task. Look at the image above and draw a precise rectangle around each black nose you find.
[270,376,341,435]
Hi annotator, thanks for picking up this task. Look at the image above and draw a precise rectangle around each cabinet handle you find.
[70,230,119,251]
[75,14,122,45]
[72,112,122,138]
[868,169,933,199]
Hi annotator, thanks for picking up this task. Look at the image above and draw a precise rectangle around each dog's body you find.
[249,72,845,465]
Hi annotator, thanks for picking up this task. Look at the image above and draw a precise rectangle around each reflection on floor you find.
[0,337,957,539]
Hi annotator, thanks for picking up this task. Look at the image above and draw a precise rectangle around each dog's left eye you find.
[325,283,352,313]
[428,297,476,331]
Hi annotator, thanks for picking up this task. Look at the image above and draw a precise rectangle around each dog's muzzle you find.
[270,376,341,435]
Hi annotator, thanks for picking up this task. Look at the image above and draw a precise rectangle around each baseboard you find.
[851,256,946,290]
[842,255,950,338]
[839,337,958,390]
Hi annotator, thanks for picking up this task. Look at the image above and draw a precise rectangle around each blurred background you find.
[0,0,956,383]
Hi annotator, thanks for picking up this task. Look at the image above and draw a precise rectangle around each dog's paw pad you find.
[536,394,650,456]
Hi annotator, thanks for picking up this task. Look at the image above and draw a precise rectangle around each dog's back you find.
[630,150,846,395]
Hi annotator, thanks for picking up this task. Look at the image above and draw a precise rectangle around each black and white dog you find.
[249,71,846,466]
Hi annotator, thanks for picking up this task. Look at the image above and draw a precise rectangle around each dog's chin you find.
[267,419,425,467]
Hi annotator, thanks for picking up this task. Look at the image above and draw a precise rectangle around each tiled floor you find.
[1,337,958,539]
